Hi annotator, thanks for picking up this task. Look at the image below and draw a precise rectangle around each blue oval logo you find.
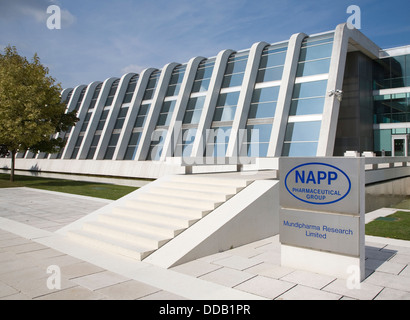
[284,162,351,205]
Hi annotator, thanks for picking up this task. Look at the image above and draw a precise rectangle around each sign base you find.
[281,244,365,281]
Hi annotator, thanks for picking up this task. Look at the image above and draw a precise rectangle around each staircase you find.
[67,174,253,260]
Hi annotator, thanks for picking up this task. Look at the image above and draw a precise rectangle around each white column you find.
[226,42,269,158]
[191,49,234,158]
[48,85,86,159]
[114,68,157,160]
[62,81,102,159]
[136,62,180,161]
[95,73,137,160]
[269,33,307,157]
[78,77,119,159]
[160,56,205,160]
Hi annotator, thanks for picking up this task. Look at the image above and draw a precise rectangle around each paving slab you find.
[71,271,129,291]
[365,258,407,275]
[60,262,106,279]
[212,255,263,271]
[234,275,296,299]
[364,270,410,292]
[0,281,19,298]
[198,267,256,287]
[139,290,188,300]
[244,262,295,279]
[171,260,222,278]
[322,278,383,300]
[279,270,336,289]
[35,286,105,300]
[276,284,342,300]
[374,287,410,300]
[95,280,162,300]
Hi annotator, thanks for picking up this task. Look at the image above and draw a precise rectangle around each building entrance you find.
[392,135,409,157]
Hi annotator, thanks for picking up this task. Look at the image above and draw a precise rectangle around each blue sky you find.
[1,0,410,89]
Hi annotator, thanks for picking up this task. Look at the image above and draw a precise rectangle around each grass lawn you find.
[0,173,139,200]
[366,211,410,241]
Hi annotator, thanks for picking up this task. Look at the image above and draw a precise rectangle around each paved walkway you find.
[0,187,409,300]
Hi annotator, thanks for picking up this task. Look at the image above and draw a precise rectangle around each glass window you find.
[88,84,102,111]
[222,73,245,88]
[175,128,197,158]
[143,71,160,100]
[296,59,331,77]
[122,75,139,104]
[284,121,321,142]
[282,120,321,157]
[183,96,206,125]
[299,42,333,62]
[147,129,167,161]
[96,109,109,130]
[217,91,240,107]
[248,86,280,120]
[192,59,215,93]
[290,97,325,116]
[105,80,119,106]
[292,80,328,98]
[74,88,87,112]
[86,135,100,159]
[124,132,142,160]
[245,124,272,143]
[248,102,277,119]
[259,51,287,69]
[221,52,249,88]
[282,142,318,157]
[252,86,280,103]
[213,106,237,122]
[166,66,186,97]
[205,126,232,157]
[256,66,284,83]
[256,44,287,83]
[296,34,333,77]
[157,100,176,127]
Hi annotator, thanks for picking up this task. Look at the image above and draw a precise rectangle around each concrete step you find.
[112,206,200,228]
[99,214,185,238]
[160,180,243,194]
[137,192,223,210]
[68,230,156,260]
[170,174,252,188]
[148,186,234,202]
[125,200,212,218]
[82,221,171,248]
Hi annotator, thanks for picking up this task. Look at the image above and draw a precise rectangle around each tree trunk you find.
[10,150,16,182]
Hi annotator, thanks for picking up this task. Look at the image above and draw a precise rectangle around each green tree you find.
[0,46,78,182]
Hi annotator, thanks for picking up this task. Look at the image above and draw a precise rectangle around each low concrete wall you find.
[0,158,185,180]
[365,176,410,212]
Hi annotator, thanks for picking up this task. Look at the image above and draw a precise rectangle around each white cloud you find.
[120,64,146,75]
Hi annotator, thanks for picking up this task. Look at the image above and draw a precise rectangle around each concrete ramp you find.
[57,172,279,266]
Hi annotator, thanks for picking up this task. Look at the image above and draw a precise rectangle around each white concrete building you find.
[2,23,410,179]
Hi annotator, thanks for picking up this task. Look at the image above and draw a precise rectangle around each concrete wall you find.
[365,176,410,212]
[0,158,185,180]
